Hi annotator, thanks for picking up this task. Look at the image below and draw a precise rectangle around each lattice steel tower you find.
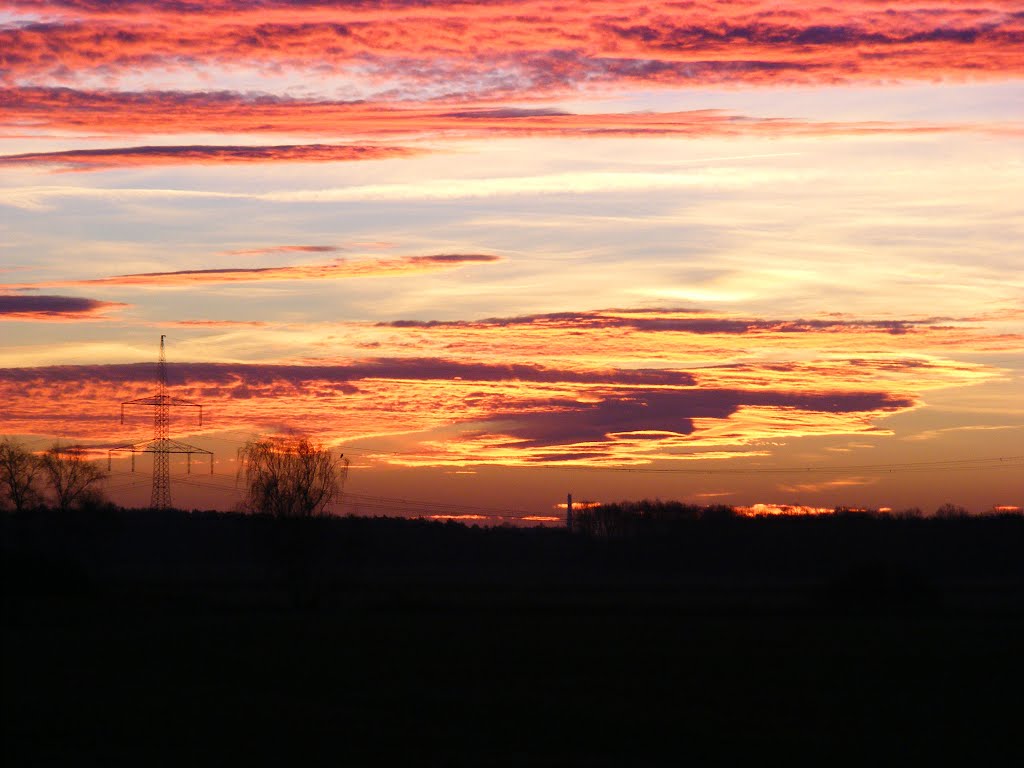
[110,335,212,509]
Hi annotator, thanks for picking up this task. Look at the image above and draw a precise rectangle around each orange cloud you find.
[1,253,501,289]
[371,309,1023,367]
[0,305,1011,469]
[0,344,975,467]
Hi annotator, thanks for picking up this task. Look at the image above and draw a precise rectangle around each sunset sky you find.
[1,0,1022,518]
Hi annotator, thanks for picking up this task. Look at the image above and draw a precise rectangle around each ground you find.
[4,511,1022,765]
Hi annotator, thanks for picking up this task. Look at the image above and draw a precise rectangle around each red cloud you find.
[2,1,1020,94]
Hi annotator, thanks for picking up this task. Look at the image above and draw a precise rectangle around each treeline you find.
[573,499,732,536]
[572,498,1021,537]
[5,503,1023,613]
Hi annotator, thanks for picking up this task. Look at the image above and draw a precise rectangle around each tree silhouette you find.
[39,444,107,514]
[237,435,348,518]
[934,502,969,519]
[237,435,349,607]
[0,437,43,512]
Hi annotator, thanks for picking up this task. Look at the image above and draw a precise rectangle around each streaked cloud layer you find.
[1,309,1011,467]
[0,143,423,171]
[1,253,500,287]
[4,1,1022,95]
[1,0,1021,514]
[2,89,1017,142]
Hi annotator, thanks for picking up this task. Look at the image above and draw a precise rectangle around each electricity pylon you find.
[110,335,212,509]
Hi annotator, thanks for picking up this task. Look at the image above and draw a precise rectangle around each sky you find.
[1,0,1022,519]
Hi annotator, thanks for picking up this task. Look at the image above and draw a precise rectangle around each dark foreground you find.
[4,510,1023,765]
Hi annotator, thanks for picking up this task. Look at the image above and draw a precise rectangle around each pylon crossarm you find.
[109,440,213,464]
[166,397,201,408]
[165,439,213,455]
[107,443,151,472]
[122,396,201,408]
[108,441,148,454]
[122,396,203,426]
[110,439,211,455]
[122,396,162,407]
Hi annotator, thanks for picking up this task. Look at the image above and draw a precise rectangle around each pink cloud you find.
[2,89,1007,140]
[0,143,424,171]
[219,245,342,256]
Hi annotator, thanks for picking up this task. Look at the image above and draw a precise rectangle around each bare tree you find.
[0,437,43,512]
[39,444,107,514]
[935,502,969,519]
[237,435,348,518]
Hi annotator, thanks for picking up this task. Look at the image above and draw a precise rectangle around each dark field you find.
[4,510,1023,765]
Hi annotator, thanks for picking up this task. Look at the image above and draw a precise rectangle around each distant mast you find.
[566,492,573,532]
